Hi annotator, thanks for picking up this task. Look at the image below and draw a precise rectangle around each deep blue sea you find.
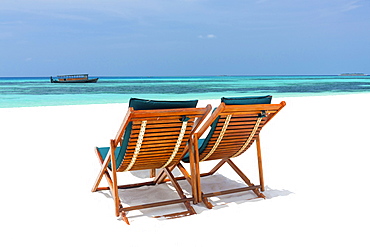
[1,75,370,108]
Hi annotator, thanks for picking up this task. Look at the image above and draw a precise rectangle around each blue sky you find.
[1,0,369,76]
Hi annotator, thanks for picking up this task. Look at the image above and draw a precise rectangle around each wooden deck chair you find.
[91,98,211,224]
[182,95,286,208]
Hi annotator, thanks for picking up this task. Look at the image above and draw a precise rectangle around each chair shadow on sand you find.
[188,173,293,213]
[97,169,293,221]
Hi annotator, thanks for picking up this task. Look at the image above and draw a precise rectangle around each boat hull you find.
[51,78,98,83]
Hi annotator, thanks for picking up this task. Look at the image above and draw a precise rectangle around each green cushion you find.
[129,98,198,110]
[182,95,272,163]
[96,146,123,169]
[115,122,132,169]
[221,95,272,105]
[182,139,206,163]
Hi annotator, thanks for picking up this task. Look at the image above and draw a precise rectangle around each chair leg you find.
[189,134,202,204]
[163,167,196,215]
[196,158,228,208]
[256,136,265,191]
[209,158,227,175]
[91,167,105,192]
[109,140,122,218]
[92,144,128,222]
[91,147,110,192]
[176,162,213,209]
[193,135,202,204]
[226,158,265,199]
[177,163,193,184]
[201,197,214,209]
[120,211,130,225]
[153,163,176,184]
[150,168,156,178]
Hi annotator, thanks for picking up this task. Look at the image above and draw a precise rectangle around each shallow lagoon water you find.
[1,75,369,108]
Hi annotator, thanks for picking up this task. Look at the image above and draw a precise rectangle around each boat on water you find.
[50,74,98,83]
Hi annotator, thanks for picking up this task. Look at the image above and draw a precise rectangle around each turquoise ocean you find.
[1,75,370,108]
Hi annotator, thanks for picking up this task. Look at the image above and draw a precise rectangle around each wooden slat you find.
[206,142,254,151]
[126,139,182,147]
[130,126,192,134]
[217,121,266,126]
[130,158,184,164]
[126,147,187,156]
[131,108,208,118]
[207,136,255,144]
[217,116,264,122]
[218,111,275,116]
[121,198,193,212]
[131,113,205,121]
[129,131,189,138]
[133,153,184,160]
[132,121,195,128]
[202,185,261,198]
[217,120,266,125]
[127,160,182,170]
[132,118,195,125]
[212,127,263,134]
[203,143,248,151]
[215,133,259,140]
[130,142,180,149]
[95,181,156,191]
[204,142,250,150]
[127,136,181,143]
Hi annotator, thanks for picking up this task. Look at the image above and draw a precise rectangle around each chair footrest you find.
[95,181,156,191]
[158,210,195,219]
[203,185,262,198]
[120,197,194,212]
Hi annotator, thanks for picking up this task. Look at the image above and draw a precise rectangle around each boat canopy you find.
[57,74,89,79]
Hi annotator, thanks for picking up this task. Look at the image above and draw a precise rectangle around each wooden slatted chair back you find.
[116,107,211,172]
[197,102,286,162]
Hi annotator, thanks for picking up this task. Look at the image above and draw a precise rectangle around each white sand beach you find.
[1,94,369,247]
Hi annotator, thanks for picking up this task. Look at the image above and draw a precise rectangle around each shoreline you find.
[1,91,370,109]
[1,93,369,246]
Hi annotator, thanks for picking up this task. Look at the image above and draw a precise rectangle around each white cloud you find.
[341,0,362,12]
[198,34,216,39]
[317,0,364,17]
